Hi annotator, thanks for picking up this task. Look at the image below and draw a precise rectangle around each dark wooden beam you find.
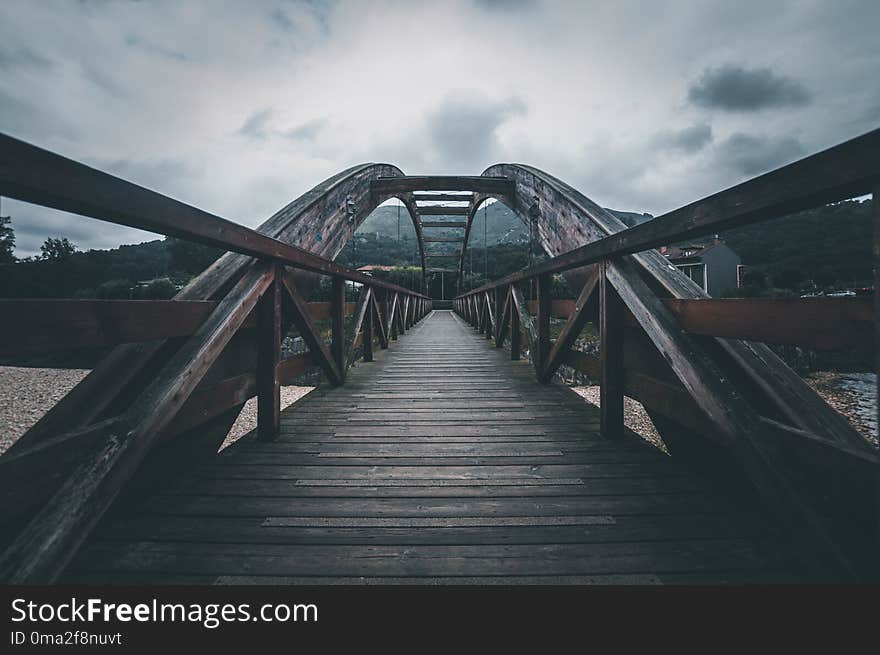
[362,294,374,363]
[371,175,514,195]
[0,135,428,298]
[541,266,599,381]
[535,273,551,378]
[417,206,470,215]
[495,286,512,348]
[330,277,346,381]
[665,297,873,352]
[420,221,467,228]
[599,261,624,439]
[510,284,537,356]
[413,193,474,202]
[510,287,521,361]
[279,272,343,386]
[0,299,247,355]
[372,291,388,349]
[256,267,282,441]
[457,128,880,298]
[875,185,880,444]
[605,256,857,579]
[345,285,372,369]
[423,237,465,243]
[0,264,274,583]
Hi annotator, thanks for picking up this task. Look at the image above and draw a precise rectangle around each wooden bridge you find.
[0,129,878,583]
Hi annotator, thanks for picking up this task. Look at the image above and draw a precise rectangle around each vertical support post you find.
[257,264,282,441]
[494,287,504,345]
[536,272,551,377]
[380,290,389,349]
[599,260,624,440]
[510,286,521,361]
[363,287,374,363]
[874,185,879,444]
[390,293,399,341]
[331,276,346,382]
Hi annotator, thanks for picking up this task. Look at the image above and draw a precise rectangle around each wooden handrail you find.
[455,127,880,300]
[0,133,428,301]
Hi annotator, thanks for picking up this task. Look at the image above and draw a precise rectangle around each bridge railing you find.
[0,133,429,582]
[454,129,880,580]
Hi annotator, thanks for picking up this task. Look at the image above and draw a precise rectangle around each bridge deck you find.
[64,311,801,584]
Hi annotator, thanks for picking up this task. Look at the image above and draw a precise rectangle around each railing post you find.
[363,286,374,363]
[874,184,879,445]
[390,293,399,341]
[510,286,521,360]
[379,290,389,349]
[599,260,624,439]
[257,264,282,441]
[331,276,346,382]
[536,272,551,376]
[494,287,504,345]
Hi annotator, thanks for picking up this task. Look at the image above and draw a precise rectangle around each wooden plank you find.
[417,205,470,215]
[413,194,474,202]
[0,263,274,583]
[0,417,124,527]
[423,237,465,243]
[162,373,256,438]
[257,266,282,441]
[664,297,873,352]
[0,299,244,355]
[599,261,624,439]
[420,221,467,228]
[371,175,515,196]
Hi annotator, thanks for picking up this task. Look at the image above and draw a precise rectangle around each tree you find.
[0,215,14,264]
[40,237,76,262]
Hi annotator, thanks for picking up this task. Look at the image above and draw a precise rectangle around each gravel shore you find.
[0,366,89,454]
[0,365,313,455]
[571,386,668,452]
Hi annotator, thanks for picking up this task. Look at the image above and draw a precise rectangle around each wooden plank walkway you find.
[64,311,803,584]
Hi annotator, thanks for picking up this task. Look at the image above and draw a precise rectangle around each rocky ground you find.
[806,372,877,446]
[0,365,313,455]
[220,385,313,450]
[571,386,668,453]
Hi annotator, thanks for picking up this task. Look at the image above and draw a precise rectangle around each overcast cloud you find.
[1,0,878,256]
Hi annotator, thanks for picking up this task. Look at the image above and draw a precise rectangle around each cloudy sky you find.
[1,0,878,256]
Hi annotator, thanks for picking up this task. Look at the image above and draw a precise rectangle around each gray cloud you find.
[688,64,811,111]
[475,0,537,9]
[716,132,805,176]
[124,34,188,61]
[238,108,274,140]
[284,117,327,141]
[655,123,713,153]
[0,0,878,255]
[425,93,526,169]
[0,45,52,71]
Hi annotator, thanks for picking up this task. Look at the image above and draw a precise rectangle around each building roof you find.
[660,239,726,261]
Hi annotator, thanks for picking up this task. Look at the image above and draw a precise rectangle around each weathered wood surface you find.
[65,311,802,584]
